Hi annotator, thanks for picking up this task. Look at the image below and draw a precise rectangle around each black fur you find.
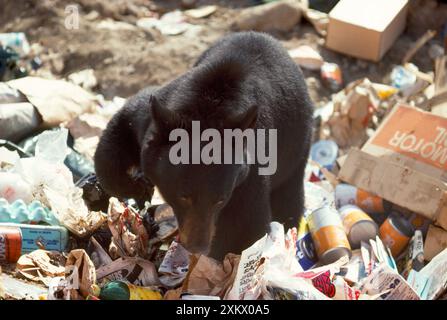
[94,32,313,260]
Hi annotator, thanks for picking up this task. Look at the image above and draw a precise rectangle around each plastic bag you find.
[0,171,32,203]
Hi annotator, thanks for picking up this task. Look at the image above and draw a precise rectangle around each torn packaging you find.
[424,224,447,261]
[360,263,420,300]
[96,256,160,287]
[182,253,240,298]
[327,78,379,149]
[107,197,149,258]
[339,104,447,230]
[65,249,96,298]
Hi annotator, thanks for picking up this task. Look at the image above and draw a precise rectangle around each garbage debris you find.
[320,62,343,92]
[288,45,324,70]
[7,77,98,127]
[0,226,22,263]
[137,11,200,36]
[2,0,447,303]
[338,104,447,230]
[339,205,379,249]
[424,224,447,261]
[233,0,307,32]
[107,197,149,259]
[184,5,218,19]
[307,206,351,265]
[0,33,31,57]
[326,0,409,61]
[100,280,163,300]
[16,250,65,286]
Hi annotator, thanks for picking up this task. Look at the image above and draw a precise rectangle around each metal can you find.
[307,206,351,265]
[320,62,343,92]
[295,216,318,270]
[338,205,378,249]
[335,184,385,214]
[310,140,339,171]
[0,226,22,263]
[379,214,414,257]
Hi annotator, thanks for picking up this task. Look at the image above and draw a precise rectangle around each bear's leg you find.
[270,163,306,229]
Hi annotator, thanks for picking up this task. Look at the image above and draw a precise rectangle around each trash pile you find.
[2,0,447,300]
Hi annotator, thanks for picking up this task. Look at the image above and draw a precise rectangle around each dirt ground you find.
[0,0,446,104]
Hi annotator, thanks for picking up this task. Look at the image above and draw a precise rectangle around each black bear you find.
[94,31,313,260]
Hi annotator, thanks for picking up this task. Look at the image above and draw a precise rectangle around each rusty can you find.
[307,206,351,265]
[0,226,22,263]
[335,184,385,214]
[339,205,378,249]
[320,62,343,92]
[379,214,414,257]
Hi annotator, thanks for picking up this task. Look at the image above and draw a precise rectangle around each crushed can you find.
[379,213,414,257]
[320,62,343,92]
[295,216,318,270]
[307,206,351,265]
[0,225,22,263]
[338,205,378,249]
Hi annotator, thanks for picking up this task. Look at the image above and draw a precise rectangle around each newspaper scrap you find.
[418,248,447,300]
[158,241,190,288]
[107,197,149,259]
[96,256,160,287]
[402,230,425,279]
[360,263,420,300]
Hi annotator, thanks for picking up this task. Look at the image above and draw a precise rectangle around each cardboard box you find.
[424,225,447,261]
[326,0,408,61]
[338,104,447,229]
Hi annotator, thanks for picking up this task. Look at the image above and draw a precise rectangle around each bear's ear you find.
[227,104,258,130]
[151,95,176,129]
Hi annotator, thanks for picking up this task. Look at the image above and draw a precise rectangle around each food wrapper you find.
[181,253,240,298]
[401,230,425,279]
[107,197,149,258]
[360,263,420,300]
[158,240,190,288]
[226,223,302,300]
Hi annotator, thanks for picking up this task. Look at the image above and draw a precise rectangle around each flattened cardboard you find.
[424,224,447,261]
[339,104,447,229]
[338,148,447,230]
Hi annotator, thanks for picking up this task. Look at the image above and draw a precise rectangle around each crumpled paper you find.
[17,250,66,286]
[65,249,96,298]
[107,197,149,259]
[183,253,240,298]
[158,241,190,288]
[325,78,381,149]
[164,252,240,300]
[96,256,160,287]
